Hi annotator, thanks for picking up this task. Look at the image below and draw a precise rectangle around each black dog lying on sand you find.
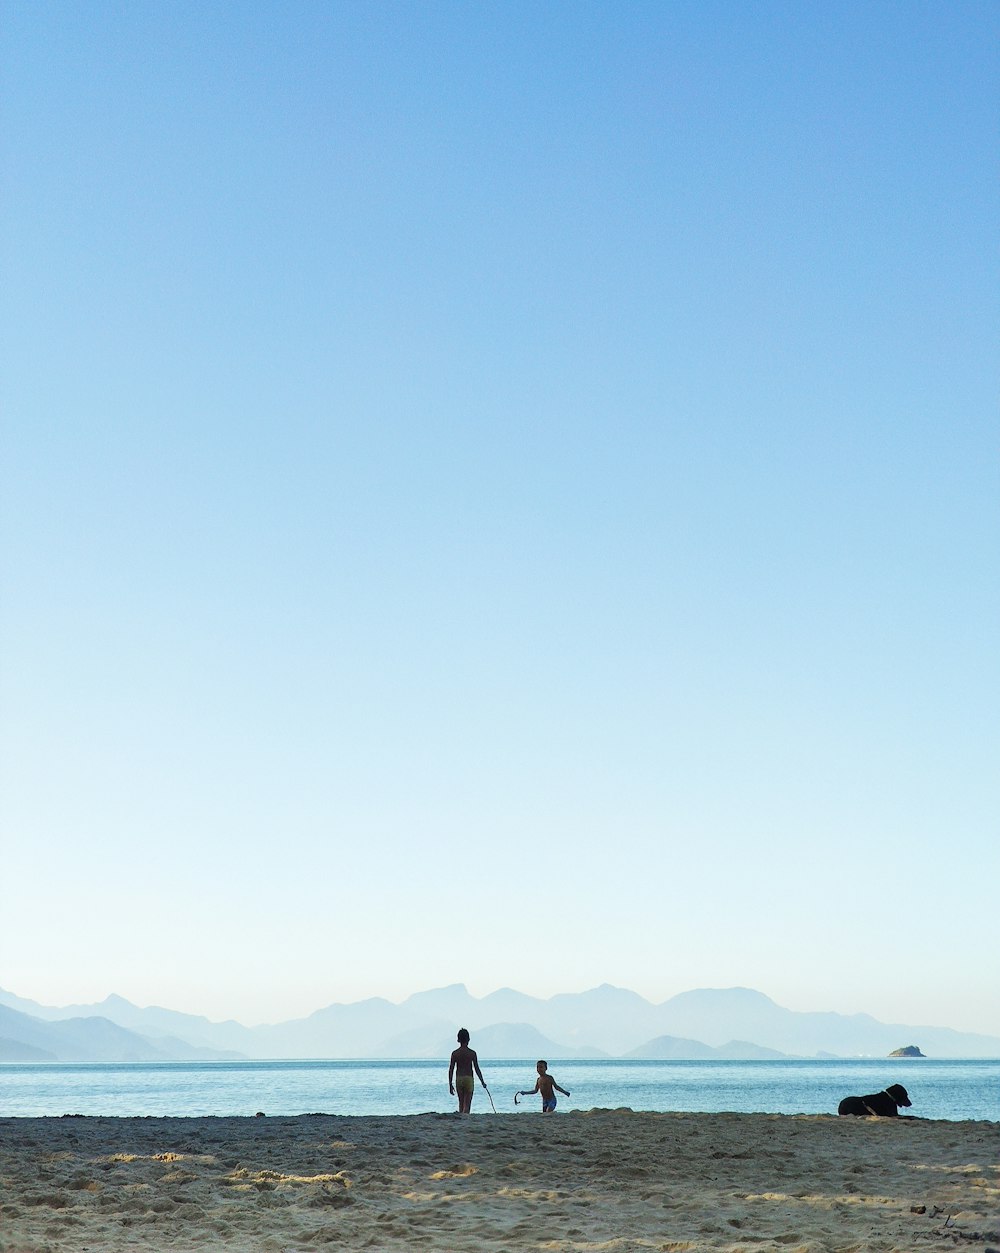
[838,1084,912,1116]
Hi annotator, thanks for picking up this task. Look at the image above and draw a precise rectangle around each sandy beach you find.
[0,1110,996,1252]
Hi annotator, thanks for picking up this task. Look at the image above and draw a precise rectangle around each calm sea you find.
[1,1059,997,1121]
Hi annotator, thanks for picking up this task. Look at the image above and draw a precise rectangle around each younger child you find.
[515,1060,570,1113]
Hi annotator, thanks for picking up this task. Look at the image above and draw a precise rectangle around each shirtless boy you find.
[448,1028,486,1114]
[516,1060,570,1113]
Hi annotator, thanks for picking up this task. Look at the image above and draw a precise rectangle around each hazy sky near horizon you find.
[2,2,998,1037]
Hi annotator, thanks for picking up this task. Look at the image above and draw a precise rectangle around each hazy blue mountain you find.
[0,989,252,1054]
[654,988,1000,1058]
[713,1040,789,1060]
[629,1034,789,1060]
[0,1034,57,1061]
[625,1034,719,1060]
[371,1018,457,1059]
[0,1004,168,1062]
[0,1003,242,1062]
[251,997,424,1058]
[657,988,781,1046]
[385,983,664,1056]
[401,985,482,1021]
[478,987,549,1022]
[373,1020,602,1060]
[73,995,254,1054]
[2,983,997,1060]
[465,1022,602,1061]
[540,984,664,1055]
[0,988,64,1020]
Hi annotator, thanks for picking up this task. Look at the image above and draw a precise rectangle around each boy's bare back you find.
[450,1044,478,1077]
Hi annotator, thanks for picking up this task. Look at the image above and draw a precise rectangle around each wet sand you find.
[0,1109,997,1251]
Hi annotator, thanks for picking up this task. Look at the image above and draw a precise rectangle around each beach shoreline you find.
[1,1110,997,1251]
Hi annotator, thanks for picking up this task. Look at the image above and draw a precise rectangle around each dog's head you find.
[886,1084,911,1107]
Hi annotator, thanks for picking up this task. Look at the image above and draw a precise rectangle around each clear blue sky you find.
[2,1,997,1037]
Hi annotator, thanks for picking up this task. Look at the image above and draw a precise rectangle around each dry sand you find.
[1,1110,997,1252]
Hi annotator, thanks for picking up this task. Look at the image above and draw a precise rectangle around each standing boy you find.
[516,1060,570,1113]
[448,1028,486,1114]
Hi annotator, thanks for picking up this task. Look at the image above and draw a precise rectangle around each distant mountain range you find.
[1,984,998,1063]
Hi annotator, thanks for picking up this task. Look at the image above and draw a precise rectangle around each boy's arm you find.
[448,1053,456,1091]
[472,1049,486,1085]
[555,1082,570,1096]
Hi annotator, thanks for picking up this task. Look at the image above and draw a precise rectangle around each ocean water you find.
[1,1058,997,1121]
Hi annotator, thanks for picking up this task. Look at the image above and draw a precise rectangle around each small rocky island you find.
[888,1044,925,1057]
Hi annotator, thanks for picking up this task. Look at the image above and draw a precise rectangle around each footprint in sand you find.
[65,1175,102,1192]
